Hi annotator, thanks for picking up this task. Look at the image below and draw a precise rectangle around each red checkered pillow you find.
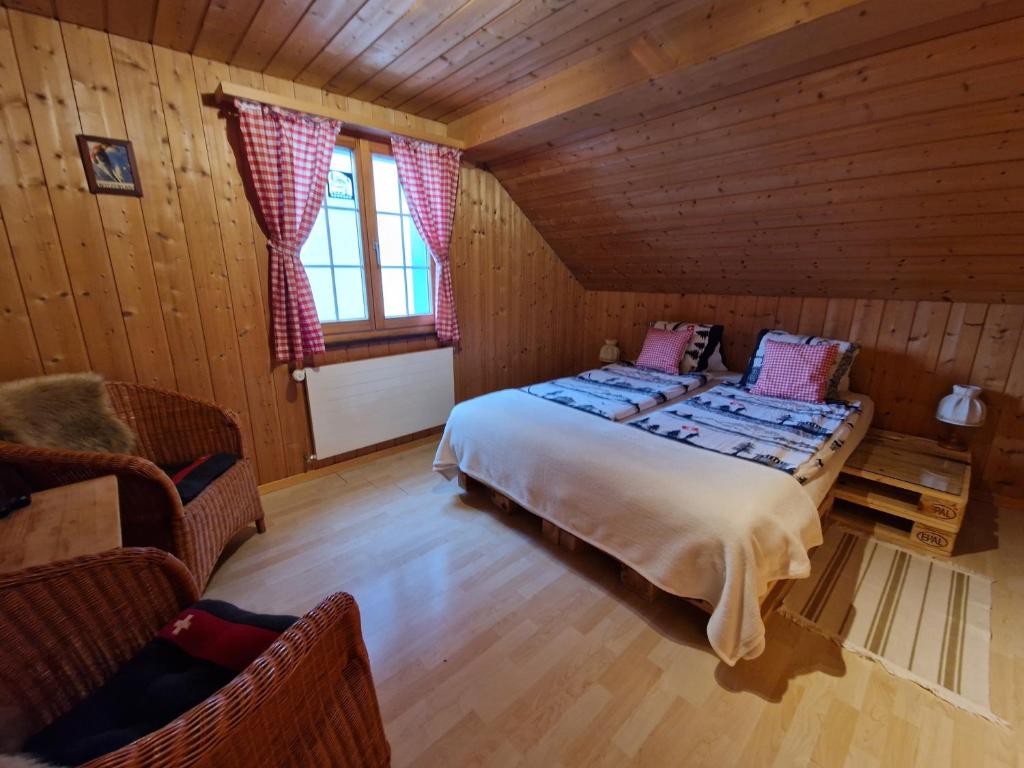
[635,326,694,375]
[751,339,839,403]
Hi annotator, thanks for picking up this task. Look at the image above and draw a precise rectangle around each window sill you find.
[323,324,437,347]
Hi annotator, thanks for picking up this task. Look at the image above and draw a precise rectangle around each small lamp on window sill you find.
[935,384,985,452]
[599,339,620,365]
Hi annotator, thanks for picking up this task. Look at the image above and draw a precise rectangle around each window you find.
[372,154,433,319]
[299,137,434,342]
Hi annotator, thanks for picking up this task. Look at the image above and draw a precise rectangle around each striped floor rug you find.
[781,525,998,720]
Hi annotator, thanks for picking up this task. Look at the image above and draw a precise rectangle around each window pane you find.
[381,267,408,317]
[327,209,362,266]
[330,147,353,173]
[335,267,367,321]
[377,213,404,267]
[372,155,401,214]
[403,217,429,267]
[300,208,330,265]
[305,267,338,323]
[407,268,431,316]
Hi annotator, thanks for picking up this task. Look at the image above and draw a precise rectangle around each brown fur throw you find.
[0,373,135,454]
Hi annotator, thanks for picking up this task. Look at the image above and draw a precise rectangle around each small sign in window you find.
[327,170,354,200]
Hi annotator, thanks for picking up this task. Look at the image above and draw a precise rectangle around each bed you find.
[434,366,873,665]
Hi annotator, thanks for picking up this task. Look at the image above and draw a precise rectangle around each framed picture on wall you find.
[76,135,143,197]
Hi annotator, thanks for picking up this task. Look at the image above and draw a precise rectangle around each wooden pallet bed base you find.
[459,471,836,618]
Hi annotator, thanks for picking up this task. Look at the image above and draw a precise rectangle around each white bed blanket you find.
[434,388,870,665]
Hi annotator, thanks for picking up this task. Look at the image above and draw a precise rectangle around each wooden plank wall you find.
[0,9,584,483]
[2,8,1021,499]
[580,292,1024,498]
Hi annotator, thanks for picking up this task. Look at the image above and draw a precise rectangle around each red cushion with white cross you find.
[751,339,838,403]
[157,603,288,672]
[635,326,694,375]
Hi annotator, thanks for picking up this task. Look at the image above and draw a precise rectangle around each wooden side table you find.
[0,476,121,573]
[834,429,971,556]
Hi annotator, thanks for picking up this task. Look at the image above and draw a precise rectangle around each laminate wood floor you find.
[206,439,1024,767]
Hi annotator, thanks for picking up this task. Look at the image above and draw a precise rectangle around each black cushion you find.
[26,600,296,766]
[739,328,773,388]
[159,453,238,504]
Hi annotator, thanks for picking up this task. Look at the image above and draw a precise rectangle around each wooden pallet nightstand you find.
[833,429,971,556]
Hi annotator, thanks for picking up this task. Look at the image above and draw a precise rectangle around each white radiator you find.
[303,347,454,460]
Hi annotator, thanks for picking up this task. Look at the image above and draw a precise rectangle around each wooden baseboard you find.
[258,433,441,494]
[308,425,444,471]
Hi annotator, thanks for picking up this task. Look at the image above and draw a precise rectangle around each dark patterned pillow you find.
[740,329,860,401]
[651,321,725,372]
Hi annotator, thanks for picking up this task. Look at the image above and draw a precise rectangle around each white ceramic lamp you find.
[936,384,985,451]
[599,339,620,364]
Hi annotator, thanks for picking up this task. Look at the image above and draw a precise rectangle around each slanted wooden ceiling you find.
[6,0,1024,303]
[0,0,684,120]
[464,0,1024,303]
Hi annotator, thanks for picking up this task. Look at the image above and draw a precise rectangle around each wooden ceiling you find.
[0,0,687,121]
[4,0,1023,302]
[469,0,1024,303]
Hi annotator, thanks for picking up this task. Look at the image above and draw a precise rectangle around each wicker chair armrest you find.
[0,549,198,745]
[0,440,175,489]
[0,441,184,551]
[105,382,245,466]
[84,594,391,768]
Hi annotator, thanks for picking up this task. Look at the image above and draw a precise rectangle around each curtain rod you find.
[214,82,466,150]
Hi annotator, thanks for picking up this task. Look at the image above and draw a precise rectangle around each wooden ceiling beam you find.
[213,81,465,149]
[451,0,1024,158]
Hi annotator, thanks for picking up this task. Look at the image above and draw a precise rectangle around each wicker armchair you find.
[0,382,265,588]
[0,548,391,767]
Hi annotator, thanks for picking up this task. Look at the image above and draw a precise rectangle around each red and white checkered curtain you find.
[235,99,341,365]
[391,137,462,345]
